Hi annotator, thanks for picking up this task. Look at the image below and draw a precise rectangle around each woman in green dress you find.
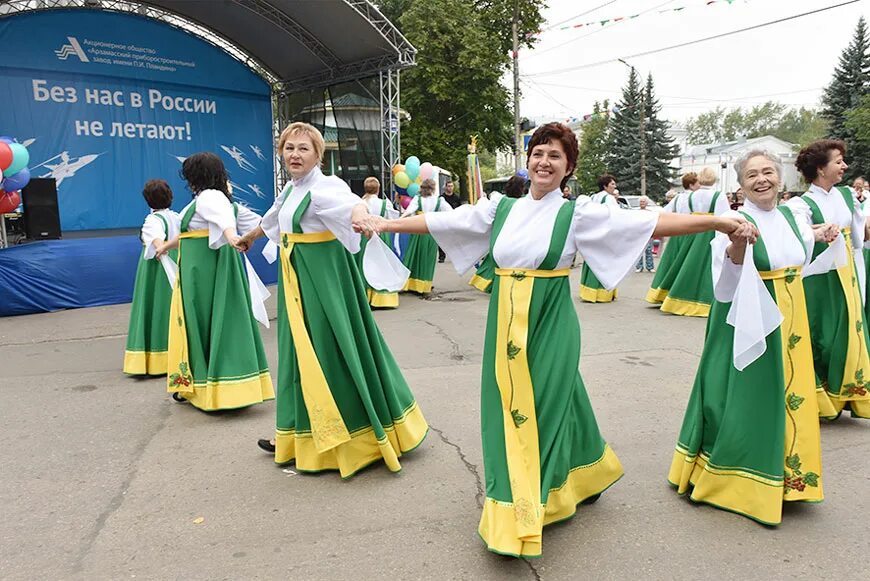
[378,122,747,558]
[399,178,452,294]
[155,153,274,411]
[240,122,428,477]
[357,176,401,308]
[124,179,180,376]
[787,139,870,419]
[656,167,731,317]
[469,175,527,294]
[578,174,620,302]
[669,150,838,525]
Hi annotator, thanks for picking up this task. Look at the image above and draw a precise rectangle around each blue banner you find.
[0,10,274,231]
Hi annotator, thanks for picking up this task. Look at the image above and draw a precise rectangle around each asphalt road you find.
[1,262,867,580]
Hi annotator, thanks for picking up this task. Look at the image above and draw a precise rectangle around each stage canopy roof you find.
[1,0,416,91]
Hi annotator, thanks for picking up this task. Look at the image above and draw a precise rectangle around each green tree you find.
[378,0,544,197]
[845,95,870,161]
[608,68,643,195]
[574,100,610,193]
[643,75,678,200]
[685,102,827,147]
[685,107,727,143]
[776,107,828,148]
[821,16,870,179]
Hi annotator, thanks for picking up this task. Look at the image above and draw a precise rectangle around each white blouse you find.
[426,187,657,289]
[712,199,814,302]
[141,209,181,260]
[662,191,691,214]
[401,195,453,217]
[260,167,363,254]
[589,191,619,207]
[688,186,730,215]
[787,184,865,250]
[178,190,261,249]
[364,195,399,219]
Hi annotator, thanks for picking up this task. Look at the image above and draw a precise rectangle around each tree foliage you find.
[377,0,545,190]
[643,75,679,199]
[575,101,610,193]
[821,16,870,178]
[685,103,828,148]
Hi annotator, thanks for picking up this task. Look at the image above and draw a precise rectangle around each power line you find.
[542,0,618,31]
[528,0,862,76]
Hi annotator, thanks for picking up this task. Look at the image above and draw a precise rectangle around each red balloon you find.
[0,190,20,213]
[0,142,12,172]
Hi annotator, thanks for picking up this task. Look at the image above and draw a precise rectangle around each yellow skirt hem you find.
[170,372,274,411]
[403,278,433,294]
[123,350,168,376]
[469,274,493,293]
[645,287,669,304]
[660,296,710,317]
[579,285,617,303]
[367,289,399,309]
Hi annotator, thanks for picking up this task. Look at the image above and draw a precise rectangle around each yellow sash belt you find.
[691,211,713,216]
[279,231,351,453]
[493,267,569,543]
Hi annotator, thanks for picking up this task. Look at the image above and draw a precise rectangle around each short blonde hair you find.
[420,178,437,197]
[698,167,718,186]
[278,122,325,161]
[364,176,380,195]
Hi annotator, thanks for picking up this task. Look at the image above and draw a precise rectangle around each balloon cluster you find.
[392,156,434,197]
[0,137,31,214]
[516,168,529,180]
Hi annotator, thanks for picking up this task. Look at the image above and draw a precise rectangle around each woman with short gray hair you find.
[669,149,838,524]
[399,177,452,294]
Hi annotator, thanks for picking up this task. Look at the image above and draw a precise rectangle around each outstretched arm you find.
[653,212,747,239]
[371,214,430,235]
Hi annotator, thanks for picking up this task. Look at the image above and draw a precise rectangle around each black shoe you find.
[438,258,445,263]
[258,439,276,453]
[581,493,601,505]
[171,392,187,403]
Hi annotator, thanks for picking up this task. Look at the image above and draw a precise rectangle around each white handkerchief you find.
[803,233,847,277]
[244,254,271,328]
[159,254,178,289]
[363,234,410,292]
[262,239,278,264]
[726,244,783,371]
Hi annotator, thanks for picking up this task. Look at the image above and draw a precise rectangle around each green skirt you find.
[275,238,428,477]
[802,256,870,419]
[668,272,823,524]
[864,248,870,334]
[470,254,495,294]
[659,231,714,317]
[646,235,691,304]
[124,248,176,375]
[578,263,617,303]
[401,233,437,294]
[354,232,399,309]
[167,237,274,411]
[479,274,623,557]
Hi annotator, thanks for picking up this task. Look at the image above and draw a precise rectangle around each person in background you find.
[439,179,462,262]
[852,176,867,203]
[730,187,745,211]
[401,178,453,292]
[123,179,181,376]
[634,196,656,273]
[562,185,576,201]
[579,174,620,302]
[357,176,401,308]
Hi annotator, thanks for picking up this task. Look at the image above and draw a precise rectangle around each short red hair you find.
[526,122,579,189]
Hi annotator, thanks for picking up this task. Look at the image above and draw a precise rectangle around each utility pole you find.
[512,1,522,172]
[639,79,647,197]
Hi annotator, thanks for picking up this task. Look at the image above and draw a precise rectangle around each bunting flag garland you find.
[466,135,484,206]
[533,0,741,37]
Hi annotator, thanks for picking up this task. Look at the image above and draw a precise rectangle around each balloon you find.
[0,190,20,213]
[405,156,421,180]
[0,143,12,172]
[0,136,15,145]
[392,163,405,176]
[2,167,30,191]
[3,143,29,177]
[415,175,422,184]
[517,168,529,180]
[407,183,420,197]
[419,162,433,181]
[394,171,411,188]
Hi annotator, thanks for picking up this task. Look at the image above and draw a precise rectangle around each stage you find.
[0,232,278,317]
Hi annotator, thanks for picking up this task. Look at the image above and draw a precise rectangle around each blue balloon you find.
[0,136,16,145]
[407,182,420,197]
[517,168,529,180]
[405,156,421,180]
[2,167,30,191]
[394,184,407,196]
[3,143,29,177]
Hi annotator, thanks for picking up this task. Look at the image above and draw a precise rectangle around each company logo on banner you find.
[0,9,273,232]
[55,37,89,62]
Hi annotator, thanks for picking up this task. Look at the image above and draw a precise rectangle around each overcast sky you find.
[516,0,868,126]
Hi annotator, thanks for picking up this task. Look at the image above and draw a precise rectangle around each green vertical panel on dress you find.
[125,247,176,355]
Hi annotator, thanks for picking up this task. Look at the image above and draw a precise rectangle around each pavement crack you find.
[428,424,484,508]
[0,332,127,347]
[421,320,466,361]
[523,558,543,581]
[71,401,172,574]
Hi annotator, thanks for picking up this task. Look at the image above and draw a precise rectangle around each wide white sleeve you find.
[260,184,290,245]
[710,210,743,301]
[713,193,731,216]
[400,196,420,218]
[662,197,677,213]
[236,204,262,236]
[385,203,400,220]
[439,197,454,212]
[603,194,619,208]
[796,219,816,267]
[140,214,166,260]
[573,197,657,289]
[426,196,499,275]
[849,192,865,250]
[786,197,812,226]
[196,189,237,249]
[310,175,364,253]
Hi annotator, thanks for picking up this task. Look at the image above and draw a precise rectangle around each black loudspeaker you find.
[22,178,61,240]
